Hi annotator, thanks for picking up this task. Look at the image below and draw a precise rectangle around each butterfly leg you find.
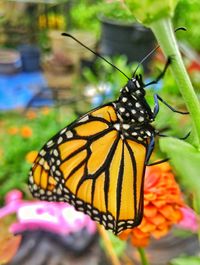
[152,93,189,118]
[145,135,155,165]
[158,131,191,140]
[144,57,171,87]
[144,57,189,116]
[147,131,190,166]
[148,158,169,166]
[145,134,170,166]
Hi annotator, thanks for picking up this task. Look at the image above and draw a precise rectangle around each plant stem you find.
[137,247,150,265]
[98,225,121,265]
[150,18,200,148]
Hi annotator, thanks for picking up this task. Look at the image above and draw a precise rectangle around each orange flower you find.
[119,163,184,247]
[8,127,19,135]
[20,126,32,138]
[26,110,37,120]
[41,107,50,115]
[26,150,38,163]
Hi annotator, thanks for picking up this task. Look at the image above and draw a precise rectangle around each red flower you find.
[187,61,200,73]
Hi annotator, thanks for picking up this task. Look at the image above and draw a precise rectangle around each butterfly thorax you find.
[113,76,155,141]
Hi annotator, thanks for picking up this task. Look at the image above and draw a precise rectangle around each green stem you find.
[150,18,200,148]
[137,247,150,265]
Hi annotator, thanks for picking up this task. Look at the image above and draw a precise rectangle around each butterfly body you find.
[115,75,155,141]
[29,75,156,235]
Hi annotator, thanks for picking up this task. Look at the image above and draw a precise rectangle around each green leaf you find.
[159,136,200,219]
[170,255,200,265]
[159,137,200,192]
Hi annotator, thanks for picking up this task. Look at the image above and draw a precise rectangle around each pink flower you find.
[178,207,199,232]
[0,190,96,236]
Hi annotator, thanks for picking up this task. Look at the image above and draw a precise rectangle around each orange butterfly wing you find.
[29,104,147,234]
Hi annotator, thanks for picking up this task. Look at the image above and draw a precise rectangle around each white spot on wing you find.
[114,123,120,130]
[78,115,89,123]
[53,149,59,157]
[57,137,63,144]
[92,209,99,215]
[40,149,46,156]
[47,140,54,147]
[107,223,114,229]
[39,189,45,195]
[107,214,113,220]
[33,184,38,191]
[61,128,67,134]
[56,188,62,195]
[118,221,125,226]
[66,130,73,138]
[56,170,61,176]
[29,176,34,184]
[39,158,45,165]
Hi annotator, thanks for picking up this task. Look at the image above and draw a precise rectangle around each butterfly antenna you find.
[62,32,130,80]
[133,27,186,76]
[132,45,160,77]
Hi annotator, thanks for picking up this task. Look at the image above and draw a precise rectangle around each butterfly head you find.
[126,75,146,98]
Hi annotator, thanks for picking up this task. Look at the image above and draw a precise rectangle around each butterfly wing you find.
[29,104,147,234]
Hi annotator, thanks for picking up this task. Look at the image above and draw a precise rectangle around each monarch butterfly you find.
[29,33,187,235]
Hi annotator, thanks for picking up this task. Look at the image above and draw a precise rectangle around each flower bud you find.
[124,0,179,25]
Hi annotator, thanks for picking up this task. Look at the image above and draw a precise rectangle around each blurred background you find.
[0,0,200,264]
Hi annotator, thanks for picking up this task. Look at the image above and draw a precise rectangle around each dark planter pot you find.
[99,17,155,71]
[18,45,41,72]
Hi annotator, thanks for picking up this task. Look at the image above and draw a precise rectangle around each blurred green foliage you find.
[174,0,200,52]
[69,0,134,34]
[170,255,200,265]
[69,0,200,52]
[0,108,76,202]
[69,0,101,33]
[83,55,141,99]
